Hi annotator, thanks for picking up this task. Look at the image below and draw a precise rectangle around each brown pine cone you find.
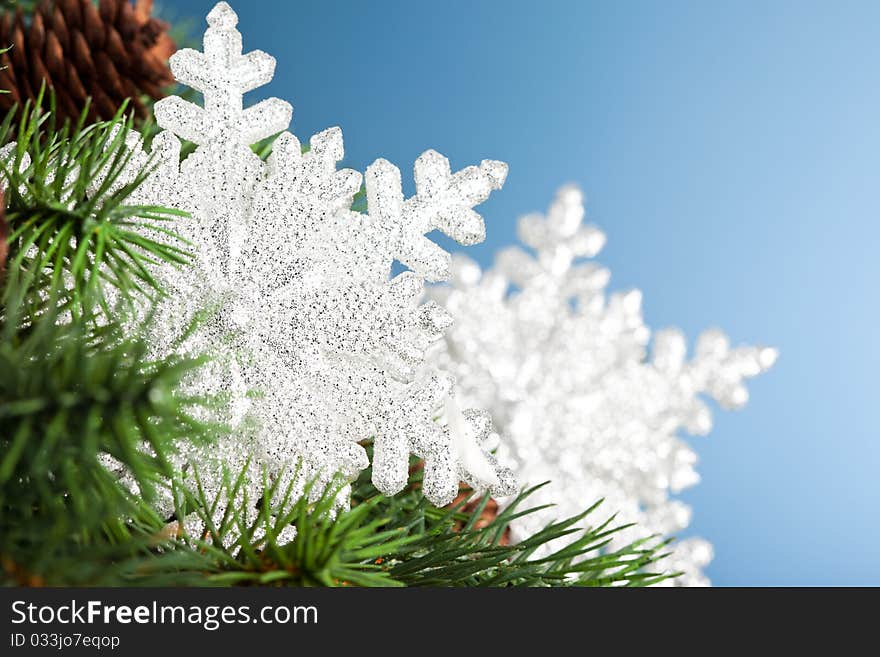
[0,0,176,124]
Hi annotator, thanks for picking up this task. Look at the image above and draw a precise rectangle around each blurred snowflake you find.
[430,185,777,585]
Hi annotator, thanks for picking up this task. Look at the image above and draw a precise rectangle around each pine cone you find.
[0,0,176,124]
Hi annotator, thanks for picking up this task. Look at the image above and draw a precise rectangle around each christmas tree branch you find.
[0,276,222,586]
[0,93,191,320]
[123,455,675,588]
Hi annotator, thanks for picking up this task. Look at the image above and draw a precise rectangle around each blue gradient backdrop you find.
[169,0,880,585]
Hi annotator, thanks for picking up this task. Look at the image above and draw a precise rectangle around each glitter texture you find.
[430,185,777,585]
[90,2,515,521]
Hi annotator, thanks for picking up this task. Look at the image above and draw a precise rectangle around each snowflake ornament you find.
[95,2,516,519]
[430,185,777,585]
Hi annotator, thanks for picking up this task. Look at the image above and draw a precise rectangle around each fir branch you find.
[126,455,675,588]
[0,93,191,320]
[0,279,221,586]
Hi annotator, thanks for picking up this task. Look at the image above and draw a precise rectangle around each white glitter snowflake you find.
[430,185,777,585]
[92,2,516,521]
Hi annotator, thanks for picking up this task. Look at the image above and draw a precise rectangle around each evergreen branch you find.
[123,454,675,588]
[0,93,191,320]
[0,278,221,586]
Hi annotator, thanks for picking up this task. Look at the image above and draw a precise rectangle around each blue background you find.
[169,0,880,586]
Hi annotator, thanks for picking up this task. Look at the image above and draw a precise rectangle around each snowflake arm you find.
[365,152,508,281]
[262,128,362,215]
[155,2,291,146]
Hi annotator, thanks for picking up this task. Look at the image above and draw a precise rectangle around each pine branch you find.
[0,278,222,586]
[120,454,675,588]
[0,93,191,321]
